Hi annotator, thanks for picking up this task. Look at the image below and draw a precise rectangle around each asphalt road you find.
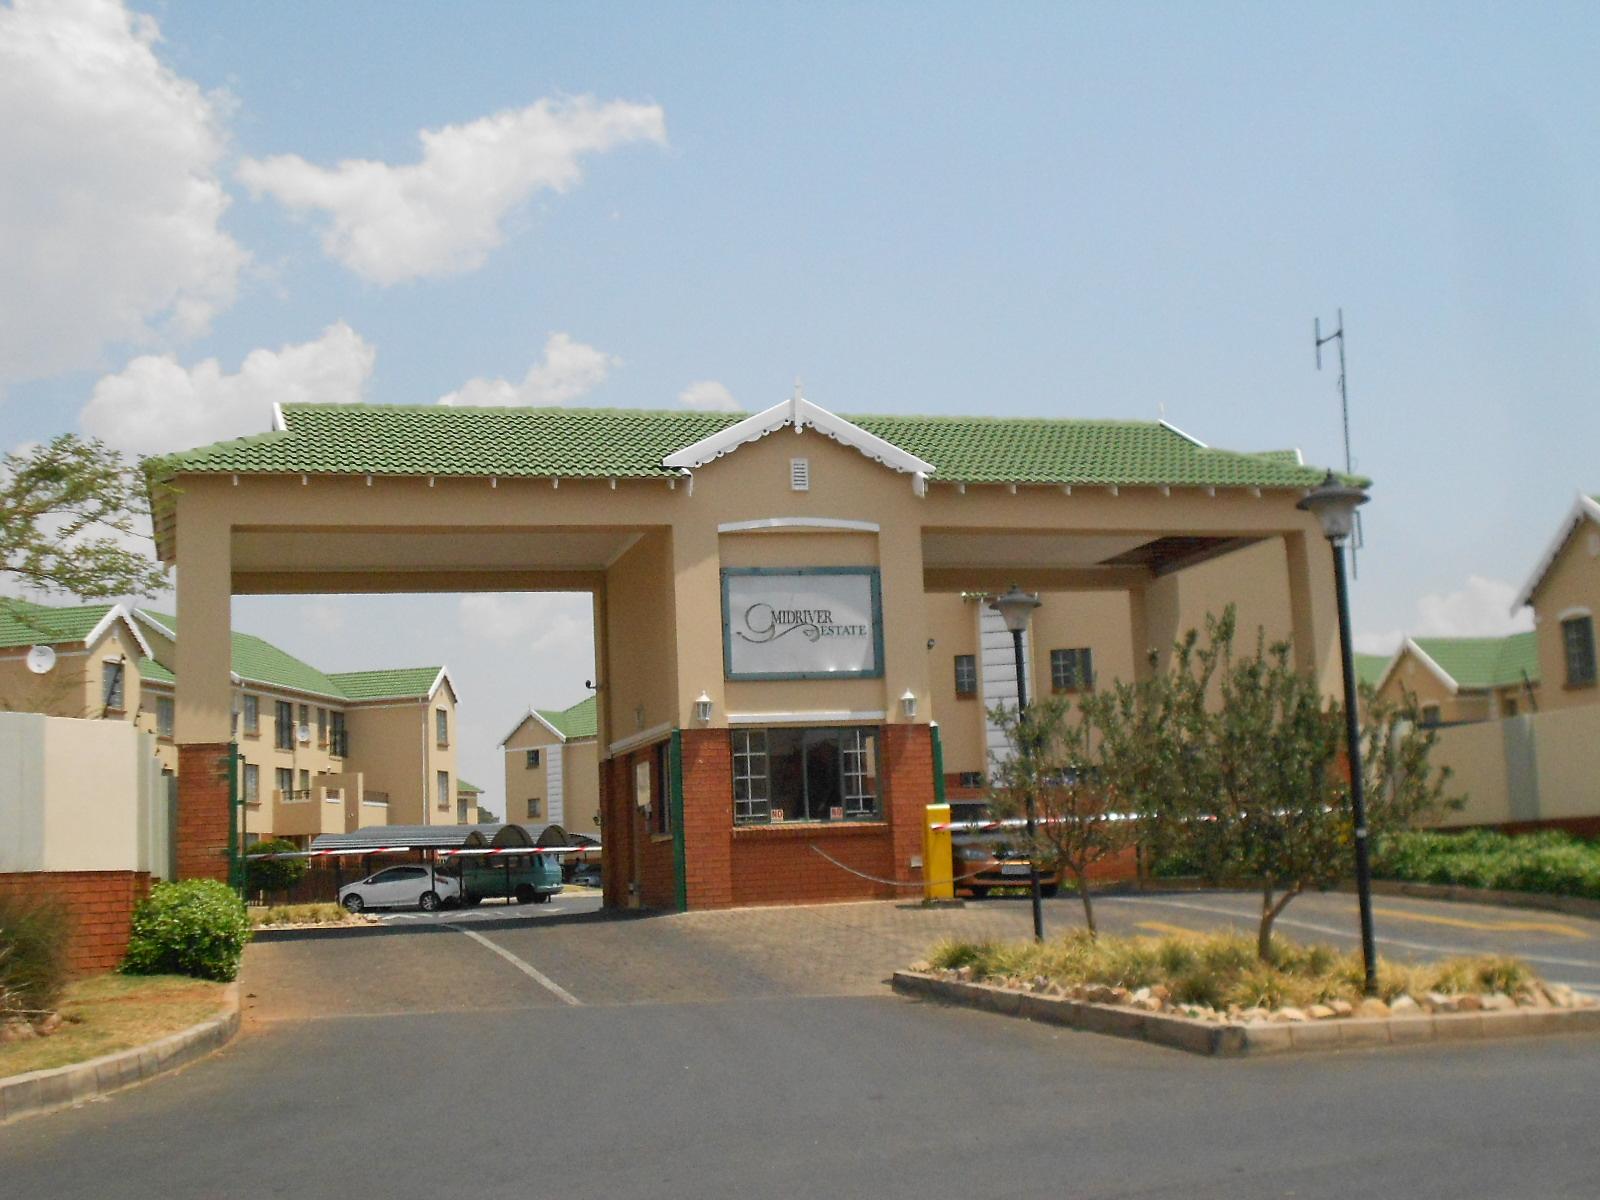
[5,890,1600,1198]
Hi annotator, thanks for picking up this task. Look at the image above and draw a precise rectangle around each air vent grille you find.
[790,458,810,491]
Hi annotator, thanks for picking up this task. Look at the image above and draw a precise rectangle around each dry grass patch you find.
[0,973,226,1077]
[925,930,1541,1012]
[250,902,366,928]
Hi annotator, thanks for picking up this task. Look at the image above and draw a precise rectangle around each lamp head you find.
[987,584,1042,633]
[1297,470,1369,543]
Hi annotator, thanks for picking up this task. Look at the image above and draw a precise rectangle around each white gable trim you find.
[498,708,567,748]
[1375,638,1459,697]
[1158,419,1208,448]
[662,395,936,477]
[1514,493,1600,611]
[86,603,154,659]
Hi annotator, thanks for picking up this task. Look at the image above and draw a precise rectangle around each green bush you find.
[245,838,308,897]
[1372,829,1600,899]
[0,893,70,1020]
[123,881,251,982]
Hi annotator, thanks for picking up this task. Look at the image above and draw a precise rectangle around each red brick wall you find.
[0,871,151,975]
[679,729,734,909]
[177,742,233,881]
[731,823,898,904]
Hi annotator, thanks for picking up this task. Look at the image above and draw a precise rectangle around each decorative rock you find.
[1424,991,1456,1013]
[1545,984,1578,1009]
[955,966,975,982]
[1389,995,1421,1016]
[1328,999,1355,1018]
[35,1012,63,1036]
[909,962,932,974]
[1149,984,1173,1004]
[1241,1007,1270,1023]
[1307,1004,1337,1020]
[1480,993,1515,1012]
[1269,1007,1308,1023]
[1454,994,1483,1012]
[1133,996,1164,1013]
[1355,997,1390,1019]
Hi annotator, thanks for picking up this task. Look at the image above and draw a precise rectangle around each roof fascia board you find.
[500,709,568,746]
[717,517,881,534]
[1399,639,1461,696]
[85,603,154,659]
[1513,493,1600,611]
[132,608,177,641]
[661,396,935,476]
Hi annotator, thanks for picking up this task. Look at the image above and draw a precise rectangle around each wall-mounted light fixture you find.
[695,691,713,723]
[900,689,918,719]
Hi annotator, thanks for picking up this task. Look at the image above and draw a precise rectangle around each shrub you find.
[1372,829,1600,899]
[0,893,70,1021]
[245,839,308,898]
[123,881,251,982]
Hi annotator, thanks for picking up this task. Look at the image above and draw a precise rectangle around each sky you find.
[4,0,1598,812]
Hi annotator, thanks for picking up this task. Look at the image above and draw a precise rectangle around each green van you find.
[453,851,564,905]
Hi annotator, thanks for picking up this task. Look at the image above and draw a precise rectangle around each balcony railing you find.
[276,788,314,804]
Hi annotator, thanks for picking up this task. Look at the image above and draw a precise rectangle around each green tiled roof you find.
[326,667,444,701]
[1412,632,1539,691]
[1354,653,1391,689]
[139,610,349,699]
[457,778,484,795]
[538,694,597,740]
[139,656,176,685]
[0,600,114,649]
[150,404,1350,490]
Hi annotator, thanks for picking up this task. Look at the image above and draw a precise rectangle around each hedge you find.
[1371,829,1600,900]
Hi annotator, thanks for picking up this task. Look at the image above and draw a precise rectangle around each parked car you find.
[570,863,602,889]
[340,865,461,913]
[452,852,563,905]
[949,801,1063,899]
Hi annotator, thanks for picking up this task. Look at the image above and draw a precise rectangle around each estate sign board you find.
[721,567,884,680]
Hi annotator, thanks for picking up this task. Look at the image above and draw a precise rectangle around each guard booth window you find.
[731,727,880,825]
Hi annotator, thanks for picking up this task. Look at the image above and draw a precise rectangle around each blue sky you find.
[4,1,1597,810]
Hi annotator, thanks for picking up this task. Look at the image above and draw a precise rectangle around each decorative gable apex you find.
[1513,492,1600,611]
[661,389,936,487]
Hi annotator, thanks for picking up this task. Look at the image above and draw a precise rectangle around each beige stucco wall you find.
[564,740,600,836]
[1374,651,1491,726]
[925,595,984,778]
[1428,719,1512,826]
[603,530,679,747]
[1425,704,1600,827]
[1531,523,1600,712]
[0,712,168,876]
[0,620,148,724]
[1531,704,1600,820]
[343,689,456,826]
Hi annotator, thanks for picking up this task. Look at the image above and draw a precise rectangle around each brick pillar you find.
[176,743,233,881]
[882,724,936,887]
[678,728,733,909]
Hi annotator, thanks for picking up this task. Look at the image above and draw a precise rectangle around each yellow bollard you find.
[923,803,954,901]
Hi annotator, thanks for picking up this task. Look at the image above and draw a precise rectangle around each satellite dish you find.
[297,723,312,744]
[26,645,57,675]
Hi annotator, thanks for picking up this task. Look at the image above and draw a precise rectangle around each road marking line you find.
[447,924,582,1006]
[1372,906,1586,940]
[1136,921,1203,938]
[1101,896,1600,975]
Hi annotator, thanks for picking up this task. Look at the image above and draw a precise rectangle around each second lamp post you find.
[988,584,1045,941]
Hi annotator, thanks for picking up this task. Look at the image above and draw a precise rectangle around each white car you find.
[339,865,461,913]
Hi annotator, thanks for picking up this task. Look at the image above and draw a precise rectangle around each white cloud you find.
[237,96,666,284]
[1355,575,1534,656]
[677,380,740,412]
[437,333,616,408]
[459,593,591,650]
[0,0,246,384]
[79,322,374,455]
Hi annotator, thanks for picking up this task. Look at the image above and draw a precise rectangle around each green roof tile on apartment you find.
[537,694,597,740]
[325,667,443,701]
[138,656,176,685]
[457,778,484,795]
[139,610,349,698]
[0,600,115,649]
[1413,632,1539,691]
[1354,652,1391,690]
[151,404,1353,490]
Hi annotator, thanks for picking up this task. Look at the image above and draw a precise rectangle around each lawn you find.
[0,973,228,1078]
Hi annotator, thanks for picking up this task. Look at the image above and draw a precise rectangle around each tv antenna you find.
[1315,308,1364,575]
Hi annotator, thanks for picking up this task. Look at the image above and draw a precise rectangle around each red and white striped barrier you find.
[928,814,1137,832]
[244,844,600,861]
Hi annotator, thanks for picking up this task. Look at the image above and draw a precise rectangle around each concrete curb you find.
[0,982,240,1124]
[890,972,1600,1056]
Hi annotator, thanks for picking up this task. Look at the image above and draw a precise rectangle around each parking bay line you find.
[447,924,582,1006]
[1101,895,1600,977]
[1370,905,1586,940]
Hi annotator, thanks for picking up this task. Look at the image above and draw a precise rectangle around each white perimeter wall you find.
[0,712,169,876]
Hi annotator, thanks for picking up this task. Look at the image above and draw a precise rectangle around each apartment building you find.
[0,600,462,846]
[499,695,599,837]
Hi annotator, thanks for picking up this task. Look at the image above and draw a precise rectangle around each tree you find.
[1084,607,1453,960]
[2,434,167,602]
[987,694,1138,936]
[244,838,308,900]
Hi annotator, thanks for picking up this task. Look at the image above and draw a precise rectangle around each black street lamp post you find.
[1298,471,1378,996]
[988,585,1045,942]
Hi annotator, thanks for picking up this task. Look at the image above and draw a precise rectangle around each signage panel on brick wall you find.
[721,568,884,680]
